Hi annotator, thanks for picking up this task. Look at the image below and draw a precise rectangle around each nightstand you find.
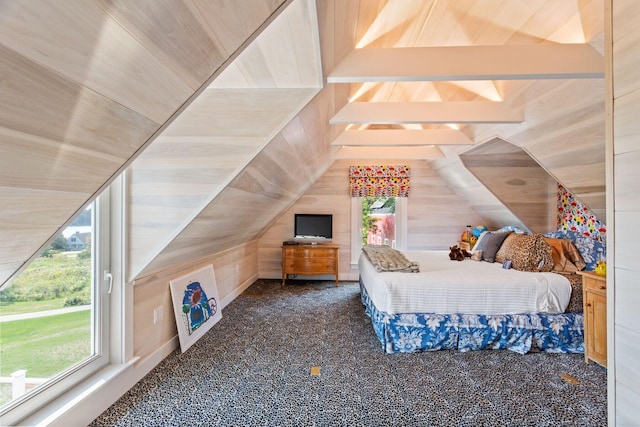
[578,271,607,367]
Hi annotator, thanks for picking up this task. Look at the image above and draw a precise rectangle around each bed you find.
[359,244,585,354]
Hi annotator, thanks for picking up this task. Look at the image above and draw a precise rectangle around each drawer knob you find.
[599,286,606,290]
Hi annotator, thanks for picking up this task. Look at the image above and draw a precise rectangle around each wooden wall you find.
[460,138,558,234]
[258,159,487,280]
[0,0,288,287]
[126,0,322,280]
[611,0,640,423]
[132,241,259,363]
[135,88,337,278]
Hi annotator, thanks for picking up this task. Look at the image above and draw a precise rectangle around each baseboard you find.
[221,272,258,309]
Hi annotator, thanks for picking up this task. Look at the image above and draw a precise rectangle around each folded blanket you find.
[362,244,420,273]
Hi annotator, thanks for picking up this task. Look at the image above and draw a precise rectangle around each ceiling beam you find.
[327,44,604,83]
[331,129,473,146]
[332,145,444,159]
[330,102,523,124]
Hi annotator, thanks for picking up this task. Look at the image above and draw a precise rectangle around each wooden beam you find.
[330,102,523,124]
[331,129,473,145]
[327,44,604,83]
[331,145,444,159]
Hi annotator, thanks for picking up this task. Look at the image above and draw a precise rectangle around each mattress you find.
[359,250,572,315]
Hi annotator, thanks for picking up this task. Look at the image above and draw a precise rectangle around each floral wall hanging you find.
[349,165,410,197]
[557,183,606,243]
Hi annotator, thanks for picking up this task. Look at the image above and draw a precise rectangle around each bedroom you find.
[0,0,638,425]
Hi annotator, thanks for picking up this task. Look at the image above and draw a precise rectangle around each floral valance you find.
[349,165,410,197]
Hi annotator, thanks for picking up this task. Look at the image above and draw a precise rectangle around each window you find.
[0,187,114,424]
[351,197,407,266]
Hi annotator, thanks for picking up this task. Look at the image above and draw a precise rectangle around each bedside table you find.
[578,271,607,367]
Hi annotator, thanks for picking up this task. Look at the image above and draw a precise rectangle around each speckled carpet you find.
[90,279,607,426]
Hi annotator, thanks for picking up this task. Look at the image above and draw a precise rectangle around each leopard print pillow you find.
[495,233,554,272]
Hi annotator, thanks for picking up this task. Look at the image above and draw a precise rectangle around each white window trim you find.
[350,197,407,267]
[2,176,132,426]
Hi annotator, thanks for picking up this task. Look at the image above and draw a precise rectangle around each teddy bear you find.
[449,245,472,261]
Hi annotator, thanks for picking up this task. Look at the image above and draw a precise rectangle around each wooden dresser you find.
[578,271,607,367]
[281,244,339,287]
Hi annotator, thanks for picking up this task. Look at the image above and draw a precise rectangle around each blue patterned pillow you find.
[544,230,606,271]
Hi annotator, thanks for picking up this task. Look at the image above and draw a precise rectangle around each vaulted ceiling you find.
[0,0,605,287]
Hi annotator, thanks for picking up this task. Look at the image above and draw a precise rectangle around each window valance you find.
[349,165,410,197]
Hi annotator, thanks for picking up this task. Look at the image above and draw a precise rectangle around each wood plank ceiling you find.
[323,0,605,220]
[0,0,606,285]
[127,0,323,279]
[0,0,289,287]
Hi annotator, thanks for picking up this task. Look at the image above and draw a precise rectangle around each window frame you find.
[0,186,117,425]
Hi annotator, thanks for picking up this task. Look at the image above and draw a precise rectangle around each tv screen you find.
[294,214,333,242]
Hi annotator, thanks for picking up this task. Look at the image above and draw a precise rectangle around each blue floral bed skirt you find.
[360,281,584,354]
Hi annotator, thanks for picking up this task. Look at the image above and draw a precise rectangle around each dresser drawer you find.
[583,275,606,294]
[281,244,340,287]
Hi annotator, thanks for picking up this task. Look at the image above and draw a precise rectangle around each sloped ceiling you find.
[0,0,289,287]
[127,0,323,279]
[0,0,606,286]
[322,0,605,226]
[460,138,558,234]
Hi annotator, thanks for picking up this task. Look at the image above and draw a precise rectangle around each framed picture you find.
[169,265,222,353]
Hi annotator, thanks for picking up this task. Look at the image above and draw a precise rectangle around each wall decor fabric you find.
[557,184,606,243]
[349,165,410,197]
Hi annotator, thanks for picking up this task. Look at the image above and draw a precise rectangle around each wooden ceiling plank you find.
[330,101,523,124]
[327,44,604,83]
[331,129,473,146]
[331,145,444,159]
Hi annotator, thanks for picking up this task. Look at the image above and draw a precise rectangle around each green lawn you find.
[0,310,91,378]
[0,298,71,316]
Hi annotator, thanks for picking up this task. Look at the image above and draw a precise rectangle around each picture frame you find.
[169,264,222,353]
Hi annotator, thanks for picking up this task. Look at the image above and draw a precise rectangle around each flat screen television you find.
[294,214,333,243]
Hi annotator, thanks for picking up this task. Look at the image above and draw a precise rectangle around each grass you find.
[0,246,92,407]
[0,310,91,378]
[0,298,70,316]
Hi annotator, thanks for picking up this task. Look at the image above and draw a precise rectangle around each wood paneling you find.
[446,78,606,224]
[0,0,288,287]
[258,159,486,280]
[612,0,640,423]
[133,241,259,362]
[460,138,557,233]
[136,88,335,278]
[0,1,193,123]
[127,0,322,280]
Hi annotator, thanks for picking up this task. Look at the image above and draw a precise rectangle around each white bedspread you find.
[359,250,571,315]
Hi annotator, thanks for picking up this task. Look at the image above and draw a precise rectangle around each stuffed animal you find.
[449,245,460,260]
[449,245,472,261]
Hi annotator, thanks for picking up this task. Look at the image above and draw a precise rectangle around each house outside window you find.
[351,197,407,266]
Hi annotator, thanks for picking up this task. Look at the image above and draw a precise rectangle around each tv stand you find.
[281,244,339,287]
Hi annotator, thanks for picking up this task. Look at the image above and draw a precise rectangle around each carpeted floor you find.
[90,279,607,426]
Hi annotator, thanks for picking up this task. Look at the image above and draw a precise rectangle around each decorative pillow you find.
[471,250,483,261]
[472,231,489,250]
[474,231,511,263]
[543,237,586,272]
[544,230,606,271]
[494,233,554,272]
[494,225,527,234]
[564,274,584,313]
